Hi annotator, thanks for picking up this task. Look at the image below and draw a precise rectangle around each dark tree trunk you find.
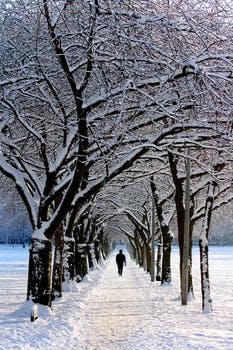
[52,228,64,299]
[88,243,97,269]
[131,244,137,260]
[52,248,63,299]
[102,236,111,259]
[168,152,185,287]
[94,240,102,263]
[199,182,216,312]
[156,236,163,281]
[139,244,144,268]
[150,177,173,284]
[135,232,142,265]
[75,243,89,281]
[161,232,173,284]
[188,200,195,297]
[199,239,212,311]
[146,243,151,273]
[143,244,147,271]
[27,238,53,306]
[188,238,194,297]
[63,238,75,281]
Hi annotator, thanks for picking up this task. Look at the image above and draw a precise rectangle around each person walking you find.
[116,249,126,276]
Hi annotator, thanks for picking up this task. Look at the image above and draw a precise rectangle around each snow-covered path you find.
[1,246,233,350]
[55,249,233,350]
[74,252,162,349]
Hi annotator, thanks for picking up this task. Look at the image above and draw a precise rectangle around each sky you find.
[0,245,233,350]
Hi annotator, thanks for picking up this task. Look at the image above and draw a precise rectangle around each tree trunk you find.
[138,242,144,267]
[98,238,106,263]
[88,243,97,269]
[156,235,163,281]
[103,236,111,258]
[146,243,151,273]
[63,237,75,281]
[143,244,147,271]
[188,238,194,298]
[199,239,212,312]
[181,148,190,305]
[132,246,136,260]
[135,233,142,265]
[52,242,63,299]
[150,191,155,282]
[188,200,195,298]
[199,182,216,312]
[150,177,173,284]
[75,243,89,281]
[52,228,64,299]
[135,247,139,265]
[168,152,185,289]
[27,238,53,306]
[161,231,173,284]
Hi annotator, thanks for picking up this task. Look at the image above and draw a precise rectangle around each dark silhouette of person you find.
[116,249,126,276]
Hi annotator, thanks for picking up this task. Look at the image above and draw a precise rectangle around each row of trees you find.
[0,0,233,311]
[97,143,232,310]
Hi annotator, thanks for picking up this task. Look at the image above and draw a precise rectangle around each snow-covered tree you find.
[0,0,233,307]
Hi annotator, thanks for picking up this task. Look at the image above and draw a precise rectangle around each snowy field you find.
[0,245,233,350]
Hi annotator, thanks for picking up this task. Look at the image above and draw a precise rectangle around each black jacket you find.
[116,252,126,267]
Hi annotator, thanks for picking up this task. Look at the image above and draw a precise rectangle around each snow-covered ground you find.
[0,245,233,350]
